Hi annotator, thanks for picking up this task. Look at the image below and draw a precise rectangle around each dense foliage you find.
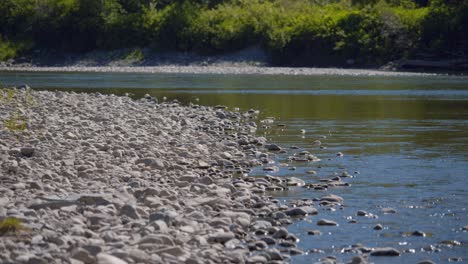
[0,0,467,66]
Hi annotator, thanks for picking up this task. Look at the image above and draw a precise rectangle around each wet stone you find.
[381,208,397,214]
[370,247,401,256]
[286,177,305,186]
[265,248,283,261]
[279,241,296,248]
[265,144,281,151]
[284,206,317,217]
[356,210,368,216]
[309,249,325,254]
[320,194,344,203]
[272,228,289,239]
[289,248,304,255]
[348,255,368,264]
[319,256,338,264]
[411,230,426,237]
[317,219,338,226]
[307,230,322,235]
[417,260,436,264]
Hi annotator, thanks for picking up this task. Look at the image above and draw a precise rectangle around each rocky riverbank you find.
[0,65,439,77]
[0,87,346,264]
[1,46,465,76]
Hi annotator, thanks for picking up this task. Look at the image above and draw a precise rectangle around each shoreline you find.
[0,65,445,77]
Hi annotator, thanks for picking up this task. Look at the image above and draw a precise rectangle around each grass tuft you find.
[0,217,29,236]
[3,112,27,131]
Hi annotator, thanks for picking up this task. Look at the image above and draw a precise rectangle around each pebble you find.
[317,219,338,226]
[381,207,397,214]
[208,232,235,243]
[119,204,140,219]
[320,194,344,203]
[289,248,304,255]
[373,224,383,230]
[97,253,128,264]
[307,229,322,235]
[286,177,305,186]
[411,230,426,237]
[72,248,95,263]
[265,144,281,151]
[417,260,436,264]
[356,210,368,216]
[20,147,36,157]
[284,206,318,217]
[272,228,289,239]
[246,255,268,264]
[370,247,401,256]
[348,255,368,264]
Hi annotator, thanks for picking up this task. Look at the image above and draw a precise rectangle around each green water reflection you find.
[38,87,468,120]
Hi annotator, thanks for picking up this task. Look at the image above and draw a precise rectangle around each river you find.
[2,71,467,263]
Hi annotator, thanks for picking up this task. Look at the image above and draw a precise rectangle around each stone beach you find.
[0,88,336,264]
[0,65,438,77]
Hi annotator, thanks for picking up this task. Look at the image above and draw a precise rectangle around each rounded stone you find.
[317,219,338,226]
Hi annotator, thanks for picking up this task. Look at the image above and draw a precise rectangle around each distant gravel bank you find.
[0,65,438,77]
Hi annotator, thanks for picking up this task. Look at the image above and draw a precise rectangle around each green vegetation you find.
[124,48,144,61]
[0,0,466,66]
[3,111,27,132]
[0,88,16,102]
[0,217,29,236]
[1,87,31,132]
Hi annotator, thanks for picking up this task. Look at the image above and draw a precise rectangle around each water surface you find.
[2,71,467,263]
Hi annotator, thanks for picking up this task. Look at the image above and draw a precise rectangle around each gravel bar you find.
[0,88,331,264]
[0,65,439,77]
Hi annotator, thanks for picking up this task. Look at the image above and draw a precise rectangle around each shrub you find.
[0,0,466,65]
[0,40,17,61]
[191,2,256,51]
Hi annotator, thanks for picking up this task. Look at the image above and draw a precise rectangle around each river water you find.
[2,71,468,263]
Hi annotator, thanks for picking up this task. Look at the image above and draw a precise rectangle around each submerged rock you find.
[370,247,401,256]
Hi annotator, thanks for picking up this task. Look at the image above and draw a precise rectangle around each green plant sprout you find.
[0,87,16,102]
[0,217,30,236]
[24,87,35,106]
[3,111,27,131]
